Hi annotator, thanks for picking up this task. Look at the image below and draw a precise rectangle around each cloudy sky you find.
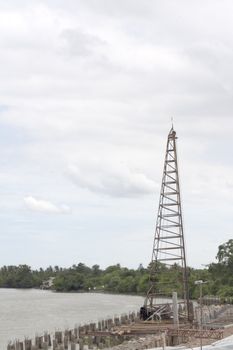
[0,0,232,269]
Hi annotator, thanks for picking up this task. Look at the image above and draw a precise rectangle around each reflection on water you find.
[0,289,144,348]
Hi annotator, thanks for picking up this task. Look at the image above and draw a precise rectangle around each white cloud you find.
[0,1,232,268]
[60,28,106,57]
[24,196,71,214]
[67,161,157,198]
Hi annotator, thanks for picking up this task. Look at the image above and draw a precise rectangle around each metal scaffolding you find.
[144,126,189,321]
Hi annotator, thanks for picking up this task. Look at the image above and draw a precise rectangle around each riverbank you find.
[7,319,233,350]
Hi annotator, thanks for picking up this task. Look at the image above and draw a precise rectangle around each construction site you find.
[7,128,233,350]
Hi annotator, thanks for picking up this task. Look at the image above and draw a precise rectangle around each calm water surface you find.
[0,289,144,348]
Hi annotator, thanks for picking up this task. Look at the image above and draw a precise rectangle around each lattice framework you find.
[144,127,189,320]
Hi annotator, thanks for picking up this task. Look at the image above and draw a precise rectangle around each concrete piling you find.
[71,343,76,350]
[52,339,57,350]
[78,338,84,350]
[7,311,188,350]
[24,339,32,350]
[64,336,68,350]
[97,321,101,331]
[55,332,62,344]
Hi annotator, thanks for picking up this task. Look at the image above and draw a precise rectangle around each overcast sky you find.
[0,0,232,269]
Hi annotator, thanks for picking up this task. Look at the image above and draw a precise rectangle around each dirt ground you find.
[179,325,233,349]
[106,325,233,350]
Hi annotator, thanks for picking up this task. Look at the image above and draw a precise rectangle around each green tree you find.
[216,239,233,265]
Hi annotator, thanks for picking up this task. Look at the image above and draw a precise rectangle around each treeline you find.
[0,239,232,299]
[0,265,54,289]
[0,263,149,293]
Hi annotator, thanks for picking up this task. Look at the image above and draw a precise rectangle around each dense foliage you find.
[0,240,232,299]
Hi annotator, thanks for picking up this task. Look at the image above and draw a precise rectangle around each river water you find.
[0,289,144,349]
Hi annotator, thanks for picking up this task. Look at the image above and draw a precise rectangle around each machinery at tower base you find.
[141,127,191,323]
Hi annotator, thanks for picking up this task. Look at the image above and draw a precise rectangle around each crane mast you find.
[141,127,190,322]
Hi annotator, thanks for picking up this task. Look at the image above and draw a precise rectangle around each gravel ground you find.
[102,326,233,350]
[178,325,233,349]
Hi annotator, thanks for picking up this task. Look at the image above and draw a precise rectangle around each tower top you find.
[169,117,176,138]
[168,125,177,139]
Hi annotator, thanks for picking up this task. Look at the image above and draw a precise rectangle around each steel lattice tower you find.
[144,126,189,321]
